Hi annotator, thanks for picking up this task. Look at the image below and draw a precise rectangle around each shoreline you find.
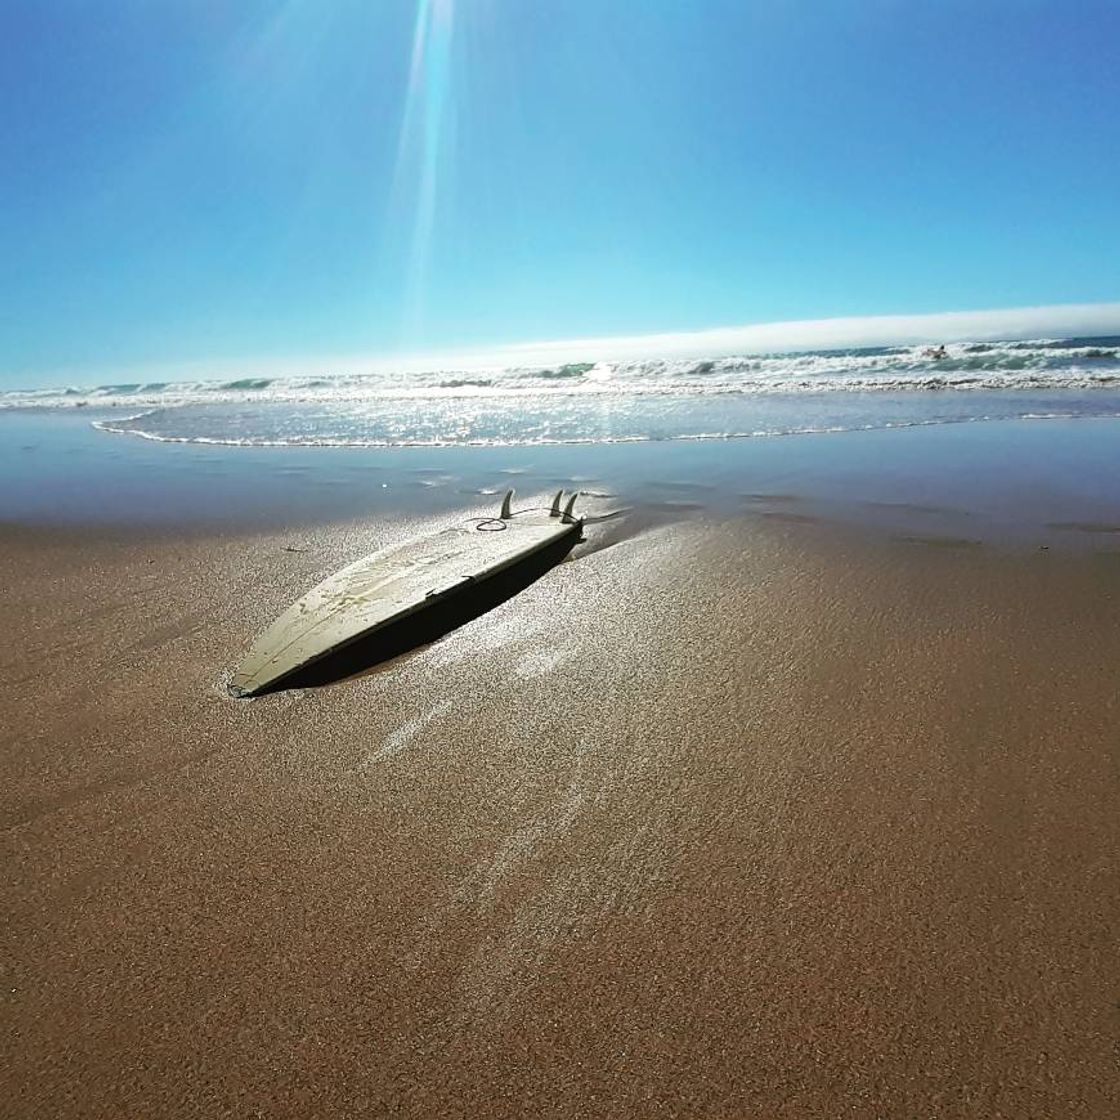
[2,411,1119,554]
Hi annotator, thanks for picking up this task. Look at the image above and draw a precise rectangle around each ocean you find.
[3,337,1118,543]
[4,337,1120,450]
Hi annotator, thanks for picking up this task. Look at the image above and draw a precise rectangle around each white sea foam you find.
[3,339,1119,412]
[7,337,1119,449]
[83,410,1120,450]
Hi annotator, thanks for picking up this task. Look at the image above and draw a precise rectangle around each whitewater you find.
[4,337,1119,449]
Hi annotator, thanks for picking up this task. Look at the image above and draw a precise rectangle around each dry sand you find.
[2,513,1118,1118]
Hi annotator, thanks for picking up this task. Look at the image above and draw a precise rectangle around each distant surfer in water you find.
[923,344,948,359]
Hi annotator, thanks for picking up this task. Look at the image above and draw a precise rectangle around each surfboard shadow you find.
[256,530,582,694]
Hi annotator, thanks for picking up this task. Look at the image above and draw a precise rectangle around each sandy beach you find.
[3,493,1118,1117]
[7,2,1119,1111]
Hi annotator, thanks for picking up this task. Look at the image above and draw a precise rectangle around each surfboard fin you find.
[500,489,514,519]
[550,490,564,517]
[561,493,579,524]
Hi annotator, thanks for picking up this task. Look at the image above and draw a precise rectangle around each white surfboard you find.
[230,491,581,696]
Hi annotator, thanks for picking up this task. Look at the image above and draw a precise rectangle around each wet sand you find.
[2,509,1118,1118]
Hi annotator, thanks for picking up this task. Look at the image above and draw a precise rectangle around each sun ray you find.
[390,0,457,347]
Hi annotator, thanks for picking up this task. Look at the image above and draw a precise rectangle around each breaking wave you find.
[3,338,1119,413]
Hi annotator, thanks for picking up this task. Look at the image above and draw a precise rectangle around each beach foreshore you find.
[3,505,1118,1118]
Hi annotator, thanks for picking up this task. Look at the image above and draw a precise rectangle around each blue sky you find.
[2,0,1118,387]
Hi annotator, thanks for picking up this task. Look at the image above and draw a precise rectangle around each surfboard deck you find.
[230,492,580,696]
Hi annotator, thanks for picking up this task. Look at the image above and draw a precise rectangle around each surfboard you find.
[230,490,581,697]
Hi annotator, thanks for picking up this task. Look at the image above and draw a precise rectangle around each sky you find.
[2,0,1119,388]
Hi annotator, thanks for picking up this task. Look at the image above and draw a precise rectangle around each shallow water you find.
[2,407,1118,552]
